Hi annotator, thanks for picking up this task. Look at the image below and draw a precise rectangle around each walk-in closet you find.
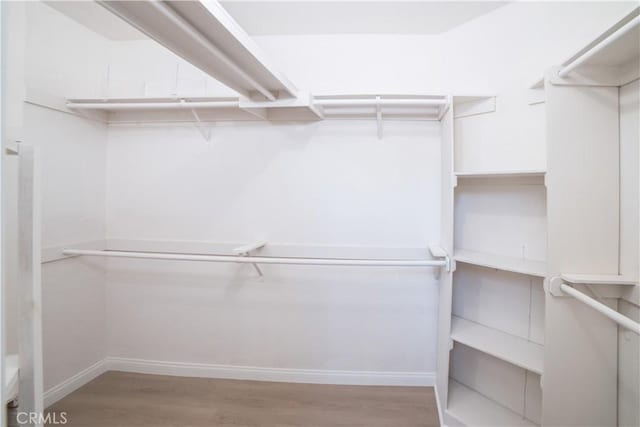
[1,1,639,426]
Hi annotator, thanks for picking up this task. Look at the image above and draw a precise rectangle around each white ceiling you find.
[221,1,508,35]
[46,1,508,40]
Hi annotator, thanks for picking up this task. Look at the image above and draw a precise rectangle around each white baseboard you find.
[106,357,435,387]
[43,357,434,407]
[44,359,109,407]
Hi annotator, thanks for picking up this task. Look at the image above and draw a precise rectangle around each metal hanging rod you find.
[558,14,640,78]
[549,277,640,335]
[314,98,448,107]
[61,248,449,269]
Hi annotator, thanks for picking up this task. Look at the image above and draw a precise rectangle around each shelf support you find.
[376,96,383,139]
[429,244,452,272]
[233,241,268,279]
[182,99,212,141]
[549,276,640,335]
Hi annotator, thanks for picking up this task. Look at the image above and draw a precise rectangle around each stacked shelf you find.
[455,170,545,179]
[451,317,544,375]
[447,167,547,426]
[454,249,546,278]
[448,380,538,427]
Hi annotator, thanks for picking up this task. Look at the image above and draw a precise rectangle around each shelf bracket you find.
[437,100,451,121]
[233,241,267,279]
[182,99,212,141]
[376,96,383,139]
[429,244,452,273]
[6,141,20,156]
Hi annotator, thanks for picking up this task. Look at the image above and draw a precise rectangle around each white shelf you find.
[454,249,546,278]
[451,316,544,374]
[66,96,323,122]
[99,1,297,100]
[561,274,637,286]
[455,170,546,179]
[66,94,454,124]
[447,379,538,427]
[553,7,640,86]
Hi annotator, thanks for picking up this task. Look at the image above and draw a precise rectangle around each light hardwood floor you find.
[43,372,440,426]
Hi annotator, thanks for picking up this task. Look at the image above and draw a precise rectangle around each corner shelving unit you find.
[439,96,547,426]
[443,6,640,427]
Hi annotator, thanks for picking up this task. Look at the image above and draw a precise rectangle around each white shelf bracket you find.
[437,98,451,121]
[182,99,212,141]
[548,276,640,335]
[376,96,383,139]
[233,241,267,279]
[6,141,20,155]
[429,244,452,273]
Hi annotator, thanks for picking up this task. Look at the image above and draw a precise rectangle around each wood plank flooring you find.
[44,372,440,426]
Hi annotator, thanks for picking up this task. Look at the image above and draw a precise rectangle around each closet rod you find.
[66,101,239,111]
[558,283,640,335]
[314,99,447,107]
[62,249,448,268]
[558,14,640,77]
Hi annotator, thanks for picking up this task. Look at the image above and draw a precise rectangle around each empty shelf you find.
[454,250,546,278]
[561,274,637,286]
[556,7,639,86]
[451,316,544,374]
[455,170,546,179]
[447,379,538,427]
[98,1,297,99]
[66,96,323,122]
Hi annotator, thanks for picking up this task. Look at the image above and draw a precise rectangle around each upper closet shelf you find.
[454,249,546,278]
[98,0,297,100]
[66,94,454,124]
[549,6,639,87]
[560,274,637,286]
[66,95,323,122]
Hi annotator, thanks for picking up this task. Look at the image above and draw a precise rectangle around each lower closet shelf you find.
[447,379,538,427]
[454,249,546,278]
[450,316,544,374]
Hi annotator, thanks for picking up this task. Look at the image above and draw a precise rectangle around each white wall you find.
[5,1,109,391]
[105,120,443,376]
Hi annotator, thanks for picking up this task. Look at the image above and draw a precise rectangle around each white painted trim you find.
[105,357,435,387]
[434,383,449,427]
[43,359,108,408]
